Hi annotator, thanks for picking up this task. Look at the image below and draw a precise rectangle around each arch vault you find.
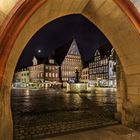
[0,0,140,139]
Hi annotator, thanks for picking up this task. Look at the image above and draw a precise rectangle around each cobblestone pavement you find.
[11,88,118,140]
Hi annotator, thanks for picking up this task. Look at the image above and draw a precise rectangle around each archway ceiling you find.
[0,0,18,14]
[0,0,139,13]
[0,0,139,25]
[0,0,18,24]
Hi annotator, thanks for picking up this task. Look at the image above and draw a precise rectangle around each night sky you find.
[16,14,110,70]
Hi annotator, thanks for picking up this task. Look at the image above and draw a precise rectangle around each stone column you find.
[115,58,127,124]
[0,85,13,140]
[116,59,140,126]
[123,73,140,127]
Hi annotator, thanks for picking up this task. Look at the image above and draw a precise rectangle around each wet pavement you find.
[11,88,118,140]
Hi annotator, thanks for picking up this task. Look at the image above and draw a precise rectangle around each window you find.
[49,73,51,77]
[52,67,55,70]
[89,63,91,68]
[46,73,48,77]
[105,59,108,64]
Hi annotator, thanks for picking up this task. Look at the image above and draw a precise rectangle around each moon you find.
[38,49,41,53]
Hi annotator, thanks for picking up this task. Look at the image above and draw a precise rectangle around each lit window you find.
[46,73,48,77]
[49,73,51,77]
[41,73,44,77]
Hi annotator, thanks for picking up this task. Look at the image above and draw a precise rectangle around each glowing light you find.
[38,49,41,53]
[26,89,30,96]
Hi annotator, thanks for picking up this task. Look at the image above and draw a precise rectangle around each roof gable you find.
[93,44,113,59]
[67,39,81,56]
[94,50,100,56]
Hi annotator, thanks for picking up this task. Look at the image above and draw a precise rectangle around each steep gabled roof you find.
[67,39,81,56]
[54,39,81,65]
[32,39,82,66]
[35,56,59,65]
[91,44,113,61]
[97,43,113,58]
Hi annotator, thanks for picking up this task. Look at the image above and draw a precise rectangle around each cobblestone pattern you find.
[13,111,118,140]
[11,89,117,140]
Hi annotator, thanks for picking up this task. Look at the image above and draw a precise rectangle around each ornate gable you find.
[67,39,81,56]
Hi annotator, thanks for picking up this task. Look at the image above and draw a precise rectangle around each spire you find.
[32,56,38,65]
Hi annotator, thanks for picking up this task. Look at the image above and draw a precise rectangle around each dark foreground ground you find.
[45,125,140,140]
[11,88,118,140]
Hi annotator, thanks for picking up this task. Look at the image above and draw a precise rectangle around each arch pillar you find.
[123,74,140,125]
[0,0,140,139]
[115,59,127,124]
[0,86,13,140]
[82,0,140,126]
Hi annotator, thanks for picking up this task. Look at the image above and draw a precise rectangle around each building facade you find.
[45,58,60,83]
[81,67,89,83]
[28,57,60,88]
[13,68,29,87]
[60,39,82,86]
[28,64,44,83]
[89,45,116,87]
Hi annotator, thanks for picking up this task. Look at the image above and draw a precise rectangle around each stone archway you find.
[0,0,140,139]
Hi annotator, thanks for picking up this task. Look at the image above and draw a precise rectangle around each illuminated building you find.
[81,67,89,83]
[28,57,60,88]
[89,44,116,87]
[54,39,82,87]
[13,68,29,87]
